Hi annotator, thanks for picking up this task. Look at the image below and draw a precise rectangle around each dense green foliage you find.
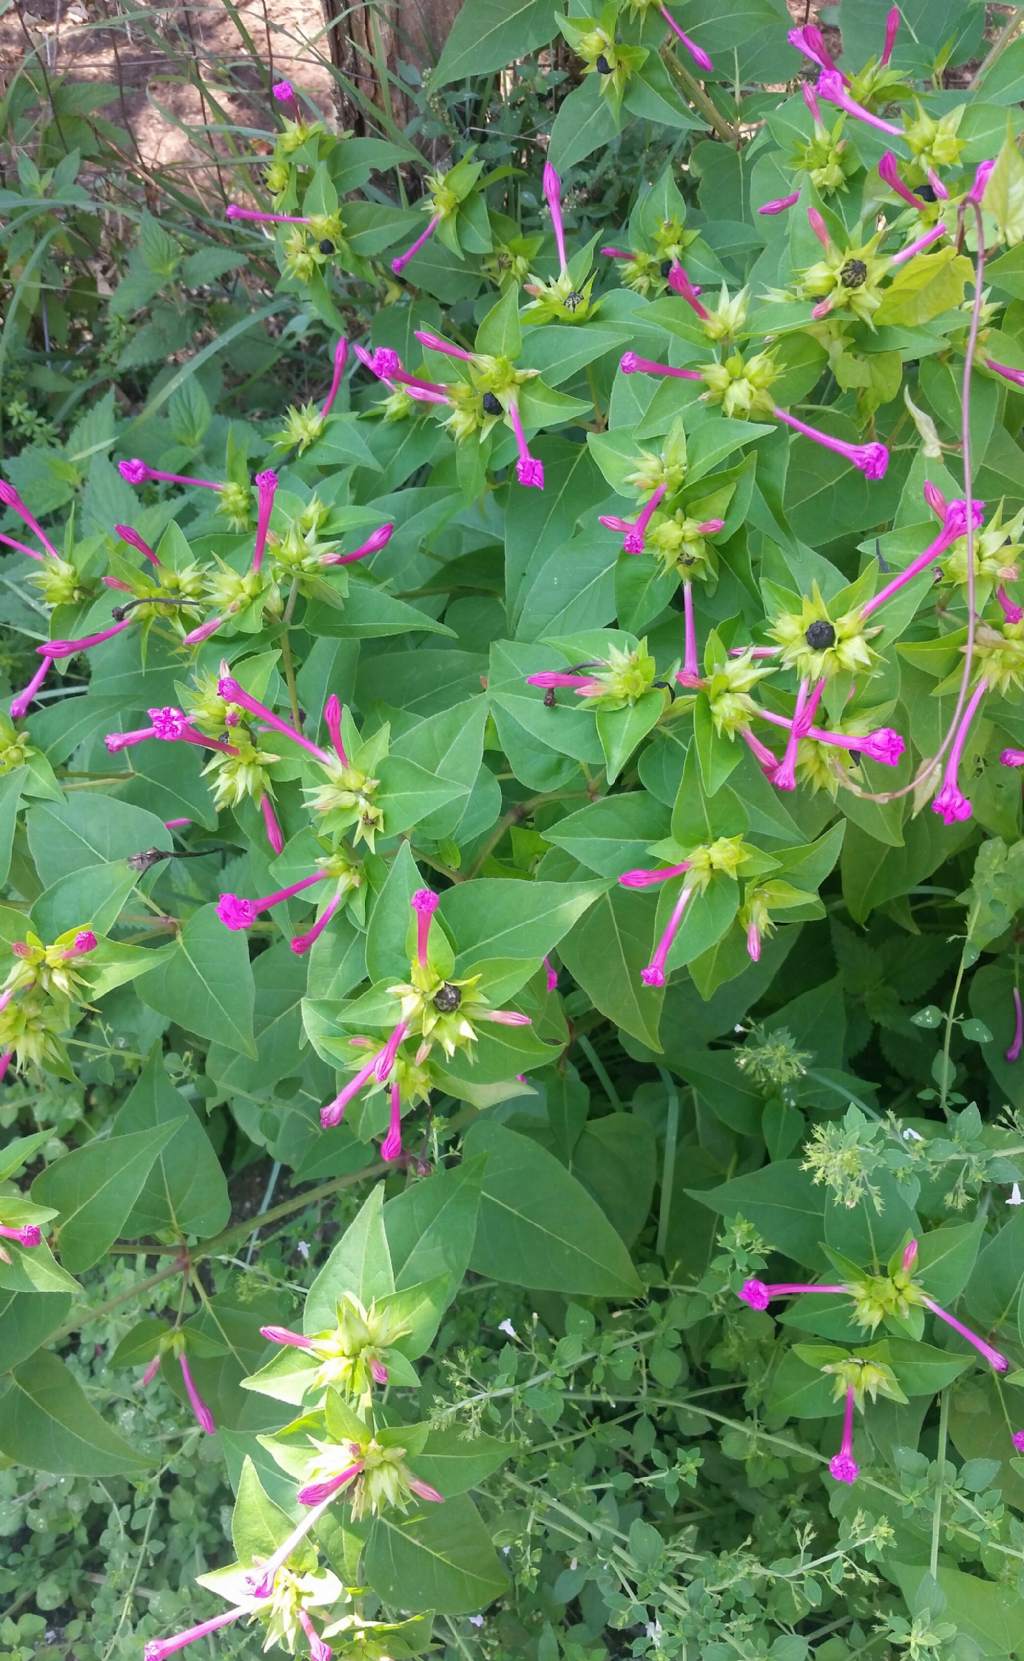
[4,1,1024,1657]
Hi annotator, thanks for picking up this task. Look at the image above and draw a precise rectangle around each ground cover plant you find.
[4,0,1024,1656]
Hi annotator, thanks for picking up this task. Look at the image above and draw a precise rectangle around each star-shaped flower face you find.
[387,961,489,1058]
[769,586,880,681]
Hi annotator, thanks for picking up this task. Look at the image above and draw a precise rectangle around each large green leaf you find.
[113,1051,230,1239]
[304,1185,394,1332]
[364,1493,510,1614]
[431,0,558,86]
[0,1351,152,1475]
[442,878,607,969]
[32,1120,181,1271]
[138,903,256,1058]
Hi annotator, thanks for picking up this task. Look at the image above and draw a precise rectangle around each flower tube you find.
[118,459,223,490]
[829,1387,860,1484]
[179,1352,216,1434]
[640,881,695,986]
[392,212,443,276]
[507,400,544,489]
[0,479,61,559]
[217,676,333,764]
[660,7,713,71]
[543,163,569,276]
[1006,987,1023,1063]
[320,337,349,418]
[225,204,315,225]
[619,352,703,379]
[931,679,988,825]
[758,191,801,216]
[816,69,902,136]
[771,407,889,479]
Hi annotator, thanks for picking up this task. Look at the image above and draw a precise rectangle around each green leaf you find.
[463,1122,643,1297]
[30,860,139,939]
[431,0,558,86]
[32,1120,181,1271]
[695,1161,826,1269]
[365,1493,510,1614]
[26,793,170,883]
[304,1185,395,1332]
[113,1052,230,1240]
[0,1351,152,1475]
[442,878,608,969]
[557,884,665,1049]
[0,1291,73,1373]
[138,904,256,1059]
[384,1157,485,1292]
[548,79,620,172]
[409,1428,512,1499]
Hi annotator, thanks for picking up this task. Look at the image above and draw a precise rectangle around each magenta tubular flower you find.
[738,1278,849,1311]
[788,24,841,73]
[619,862,692,889]
[0,1050,12,1084]
[260,1325,313,1348]
[140,1354,162,1386]
[320,522,395,566]
[226,204,314,225]
[115,523,160,566]
[923,1296,1008,1370]
[260,794,284,855]
[923,481,948,519]
[667,264,709,320]
[320,337,349,419]
[291,890,343,956]
[543,162,569,275]
[758,191,801,216]
[62,930,98,961]
[676,581,702,687]
[816,69,902,135]
[392,211,443,276]
[880,4,901,64]
[1004,749,1024,768]
[755,708,905,766]
[605,483,667,555]
[1010,988,1024,1065]
[40,619,134,659]
[902,1239,918,1271]
[408,1477,444,1505]
[986,358,1024,390]
[807,206,831,250]
[507,400,544,490]
[601,244,634,259]
[298,1609,333,1661]
[374,1020,408,1083]
[250,469,278,574]
[861,498,983,619]
[802,81,822,125]
[997,585,1023,624]
[244,1491,338,1597]
[620,352,703,380]
[272,79,300,120]
[322,693,348,765]
[929,169,950,199]
[178,1352,215,1435]
[661,6,713,71]
[481,1009,532,1026]
[0,529,44,560]
[1012,1429,1024,1453]
[414,329,476,362]
[320,1054,381,1130]
[771,407,889,479]
[746,920,762,962]
[381,1081,403,1162]
[543,956,558,991]
[118,459,223,491]
[526,671,602,696]
[411,888,440,969]
[0,1223,42,1247]
[829,1387,860,1484]
[165,818,192,830]
[775,678,826,791]
[105,706,237,755]
[217,676,333,764]
[297,1461,364,1507]
[931,679,988,826]
[183,615,230,647]
[739,725,779,775]
[10,656,52,722]
[889,223,946,266]
[879,151,924,210]
[641,881,695,987]
[0,479,61,559]
[216,872,327,933]
[143,1604,249,1660]
[968,158,996,206]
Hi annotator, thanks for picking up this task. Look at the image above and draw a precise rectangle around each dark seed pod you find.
[543,687,557,707]
[839,258,868,289]
[482,391,502,415]
[805,619,837,649]
[660,260,673,277]
[318,239,335,255]
[596,53,613,74]
[916,183,937,203]
[433,982,462,1013]
[563,291,584,312]
[110,605,127,622]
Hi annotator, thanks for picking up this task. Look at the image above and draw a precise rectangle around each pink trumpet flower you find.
[807,207,831,250]
[968,158,996,206]
[986,358,1024,390]
[381,1080,404,1162]
[244,1491,339,1597]
[271,79,300,119]
[758,191,801,216]
[771,407,889,478]
[507,400,544,489]
[1002,748,1024,768]
[0,478,61,559]
[297,1462,364,1507]
[667,264,709,319]
[600,483,667,555]
[0,1050,13,1083]
[412,888,440,969]
[774,677,826,791]
[392,212,443,276]
[140,1354,162,1386]
[1006,987,1023,1063]
[680,580,701,686]
[1011,1428,1024,1453]
[739,725,779,775]
[889,223,946,266]
[641,881,695,986]
[217,676,333,764]
[118,460,223,491]
[374,1020,408,1082]
[816,69,902,135]
[183,615,229,647]
[298,1610,333,1661]
[526,670,603,694]
[40,619,134,659]
[829,1387,860,1484]
[931,680,988,825]
[10,656,52,721]
[997,585,1023,624]
[104,706,238,755]
[543,163,569,275]
[143,1604,250,1659]
[802,81,822,125]
[619,862,691,889]
[881,5,901,65]
[756,708,905,766]
[661,8,713,72]
[0,1222,42,1247]
[226,204,314,225]
[788,24,841,74]
[115,523,160,566]
[738,1278,849,1311]
[922,1295,1008,1370]
[319,522,395,566]
[250,469,278,573]
[260,1326,313,1348]
[322,693,348,764]
[216,872,329,932]
[260,794,284,855]
[879,151,924,211]
[320,337,349,419]
[861,497,984,619]
[178,1352,215,1434]
[601,245,634,259]
[543,956,558,991]
[414,329,476,362]
[0,530,44,560]
[619,352,703,380]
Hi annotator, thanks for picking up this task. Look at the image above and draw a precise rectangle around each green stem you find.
[656,1068,680,1260]
[578,1034,622,1110]
[661,47,737,145]
[930,1388,949,1577]
[938,940,969,1116]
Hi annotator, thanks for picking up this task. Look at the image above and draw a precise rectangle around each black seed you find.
[433,982,462,1013]
[596,53,613,74]
[915,183,937,203]
[805,619,836,649]
[318,239,335,255]
[482,392,502,415]
[660,260,673,277]
[563,290,584,311]
[110,605,127,622]
[840,258,868,289]
[543,687,557,707]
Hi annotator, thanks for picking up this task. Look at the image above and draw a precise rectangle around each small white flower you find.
[1007,1182,1023,1206]
[901,1127,923,1142]
[570,1558,578,1570]
[498,1318,518,1340]
[468,1616,485,1629]
[646,1620,663,1644]
[296,1239,311,1259]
